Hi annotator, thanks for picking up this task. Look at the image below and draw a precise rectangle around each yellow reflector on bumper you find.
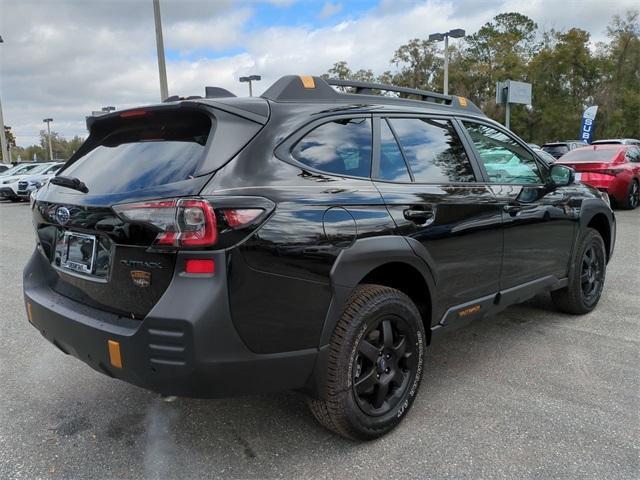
[26,302,33,323]
[108,340,123,369]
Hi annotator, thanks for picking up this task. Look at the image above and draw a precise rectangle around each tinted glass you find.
[62,112,211,194]
[43,164,63,174]
[559,148,620,163]
[389,118,475,183]
[379,120,411,182]
[464,122,542,184]
[542,145,569,157]
[292,118,372,177]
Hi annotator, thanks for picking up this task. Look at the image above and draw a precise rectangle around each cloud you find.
[1,0,637,148]
[318,2,343,20]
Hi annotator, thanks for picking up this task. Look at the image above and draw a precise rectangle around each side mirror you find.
[549,164,575,187]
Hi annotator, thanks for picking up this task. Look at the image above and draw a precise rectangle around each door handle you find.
[503,204,523,215]
[403,208,434,225]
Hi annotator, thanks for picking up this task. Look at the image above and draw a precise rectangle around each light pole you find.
[239,75,261,97]
[428,28,465,96]
[153,0,169,101]
[0,35,9,164]
[43,118,53,161]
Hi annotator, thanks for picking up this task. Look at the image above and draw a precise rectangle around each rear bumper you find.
[580,175,630,203]
[23,249,317,398]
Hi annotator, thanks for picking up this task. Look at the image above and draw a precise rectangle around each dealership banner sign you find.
[580,106,598,144]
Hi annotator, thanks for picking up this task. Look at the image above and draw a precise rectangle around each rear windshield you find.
[559,148,619,163]
[61,110,212,194]
[542,145,569,156]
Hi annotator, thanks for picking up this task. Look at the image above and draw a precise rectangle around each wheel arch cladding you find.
[586,213,612,261]
[306,237,435,399]
[324,236,436,346]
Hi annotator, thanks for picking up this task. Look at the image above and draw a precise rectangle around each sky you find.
[0,0,637,148]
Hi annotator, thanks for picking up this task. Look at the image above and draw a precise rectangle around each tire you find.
[308,284,426,440]
[551,228,606,314]
[620,179,639,210]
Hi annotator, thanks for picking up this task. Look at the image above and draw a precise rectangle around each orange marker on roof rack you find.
[299,76,316,89]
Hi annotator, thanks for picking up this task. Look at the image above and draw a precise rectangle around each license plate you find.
[574,172,582,181]
[59,232,97,275]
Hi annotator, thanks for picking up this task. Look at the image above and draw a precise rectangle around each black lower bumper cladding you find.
[23,249,318,398]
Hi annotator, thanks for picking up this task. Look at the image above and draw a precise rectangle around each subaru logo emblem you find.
[55,206,70,225]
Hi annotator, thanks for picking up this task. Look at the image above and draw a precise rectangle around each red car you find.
[557,144,640,209]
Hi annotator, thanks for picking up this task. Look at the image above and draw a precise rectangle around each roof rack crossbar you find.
[327,79,452,104]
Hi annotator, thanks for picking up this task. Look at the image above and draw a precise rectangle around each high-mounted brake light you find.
[114,198,217,248]
[120,109,148,118]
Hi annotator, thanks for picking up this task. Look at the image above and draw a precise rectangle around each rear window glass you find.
[291,118,372,178]
[559,148,619,162]
[61,111,211,194]
[542,145,569,156]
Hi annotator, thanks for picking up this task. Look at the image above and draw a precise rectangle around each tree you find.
[390,39,441,91]
[321,10,639,143]
[4,127,16,148]
[595,10,640,139]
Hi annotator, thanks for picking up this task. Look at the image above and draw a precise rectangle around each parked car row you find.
[0,162,65,202]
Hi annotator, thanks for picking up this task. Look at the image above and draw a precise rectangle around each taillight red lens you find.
[184,259,215,274]
[178,200,217,246]
[114,198,217,249]
[222,209,264,228]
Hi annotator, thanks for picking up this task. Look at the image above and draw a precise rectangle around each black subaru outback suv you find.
[24,76,615,440]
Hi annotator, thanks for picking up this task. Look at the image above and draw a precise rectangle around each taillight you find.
[114,198,217,249]
[221,209,264,228]
[114,196,274,251]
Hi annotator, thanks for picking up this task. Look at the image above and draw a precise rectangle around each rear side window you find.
[388,118,475,183]
[291,118,372,178]
[61,110,212,194]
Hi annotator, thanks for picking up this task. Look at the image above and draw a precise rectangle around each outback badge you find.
[130,270,151,288]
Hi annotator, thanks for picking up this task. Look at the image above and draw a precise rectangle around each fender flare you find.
[305,236,437,398]
[578,199,616,260]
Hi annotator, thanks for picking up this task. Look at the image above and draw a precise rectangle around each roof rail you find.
[327,79,451,104]
[261,75,483,114]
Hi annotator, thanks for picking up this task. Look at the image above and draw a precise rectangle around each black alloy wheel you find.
[580,244,604,306]
[352,316,416,416]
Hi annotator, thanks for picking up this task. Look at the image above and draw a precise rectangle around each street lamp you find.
[0,35,9,164]
[239,75,261,97]
[43,118,54,161]
[153,0,169,101]
[428,28,465,96]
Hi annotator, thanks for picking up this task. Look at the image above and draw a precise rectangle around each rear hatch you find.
[32,102,266,318]
[556,147,623,187]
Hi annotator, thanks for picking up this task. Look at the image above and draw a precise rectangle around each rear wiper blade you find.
[49,175,89,193]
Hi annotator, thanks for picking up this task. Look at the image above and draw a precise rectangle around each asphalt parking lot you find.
[0,200,638,480]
